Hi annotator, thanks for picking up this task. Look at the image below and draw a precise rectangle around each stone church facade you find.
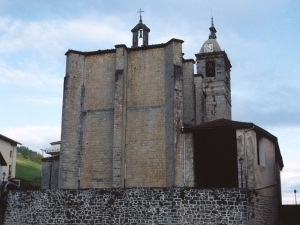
[58,17,232,189]
[57,15,284,196]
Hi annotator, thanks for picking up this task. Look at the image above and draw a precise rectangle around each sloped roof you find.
[183,118,284,170]
[183,119,275,139]
[0,134,22,145]
[41,155,59,162]
[50,141,61,145]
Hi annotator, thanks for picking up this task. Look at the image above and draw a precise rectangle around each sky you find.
[0,0,299,204]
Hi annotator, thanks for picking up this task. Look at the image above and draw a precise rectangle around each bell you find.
[139,29,143,38]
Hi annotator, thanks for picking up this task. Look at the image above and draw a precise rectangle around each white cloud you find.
[0,15,131,56]
[0,60,62,89]
[1,125,61,153]
[24,96,62,106]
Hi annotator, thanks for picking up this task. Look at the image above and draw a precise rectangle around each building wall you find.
[81,52,116,189]
[50,143,60,152]
[126,46,168,187]
[3,188,278,225]
[59,39,193,189]
[0,139,17,178]
[194,74,204,125]
[58,53,88,189]
[236,129,278,198]
[41,159,59,190]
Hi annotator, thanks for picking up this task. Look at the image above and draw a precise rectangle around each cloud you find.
[0,15,131,56]
[24,97,62,106]
[1,125,61,153]
[0,60,62,90]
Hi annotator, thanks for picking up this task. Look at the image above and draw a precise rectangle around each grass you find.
[15,153,42,189]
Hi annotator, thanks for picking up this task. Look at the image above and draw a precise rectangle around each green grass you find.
[15,153,42,189]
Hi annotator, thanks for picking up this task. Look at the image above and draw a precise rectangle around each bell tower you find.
[195,18,232,123]
[131,9,150,47]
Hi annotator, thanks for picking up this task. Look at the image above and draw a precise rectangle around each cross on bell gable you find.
[131,8,150,47]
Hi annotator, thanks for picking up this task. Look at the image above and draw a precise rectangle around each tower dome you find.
[200,17,221,53]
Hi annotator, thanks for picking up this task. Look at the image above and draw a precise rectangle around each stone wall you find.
[247,194,278,225]
[59,39,195,189]
[3,188,278,225]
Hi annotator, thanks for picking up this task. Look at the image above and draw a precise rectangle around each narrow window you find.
[10,151,12,158]
[9,165,12,176]
[206,61,215,77]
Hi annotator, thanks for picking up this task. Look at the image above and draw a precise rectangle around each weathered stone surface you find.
[3,188,278,225]
[196,51,232,123]
[59,40,194,189]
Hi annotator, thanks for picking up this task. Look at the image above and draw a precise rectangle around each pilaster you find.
[113,45,128,188]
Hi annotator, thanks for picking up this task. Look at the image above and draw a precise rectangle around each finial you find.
[137,8,144,22]
[209,17,217,39]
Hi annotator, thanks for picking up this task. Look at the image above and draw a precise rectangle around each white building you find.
[0,134,21,180]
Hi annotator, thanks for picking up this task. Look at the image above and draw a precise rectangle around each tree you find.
[21,147,29,158]
[31,154,43,164]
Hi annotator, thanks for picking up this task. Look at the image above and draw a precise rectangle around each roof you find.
[184,118,254,130]
[0,134,22,145]
[42,155,59,162]
[183,118,284,170]
[50,141,61,145]
[0,152,7,166]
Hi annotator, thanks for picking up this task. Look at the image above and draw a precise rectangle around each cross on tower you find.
[137,8,144,16]
[137,8,144,21]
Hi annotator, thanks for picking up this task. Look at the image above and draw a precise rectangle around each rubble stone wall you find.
[4,188,278,225]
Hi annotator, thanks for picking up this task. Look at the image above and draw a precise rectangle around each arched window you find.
[206,61,215,77]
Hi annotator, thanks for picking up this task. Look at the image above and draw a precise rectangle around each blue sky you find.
[0,0,299,203]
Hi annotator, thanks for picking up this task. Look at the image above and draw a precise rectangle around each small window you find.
[10,151,12,158]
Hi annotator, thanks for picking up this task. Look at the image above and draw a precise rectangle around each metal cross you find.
[137,8,144,17]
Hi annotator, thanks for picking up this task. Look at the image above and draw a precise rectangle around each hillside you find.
[15,153,41,189]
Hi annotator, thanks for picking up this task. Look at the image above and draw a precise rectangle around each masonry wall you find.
[59,53,89,189]
[247,194,278,225]
[59,39,193,189]
[81,53,116,189]
[3,188,278,225]
[126,46,168,187]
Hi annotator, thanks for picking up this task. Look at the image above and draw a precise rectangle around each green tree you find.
[21,146,29,158]
[31,153,43,164]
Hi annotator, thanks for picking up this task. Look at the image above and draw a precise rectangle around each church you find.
[56,14,283,201]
